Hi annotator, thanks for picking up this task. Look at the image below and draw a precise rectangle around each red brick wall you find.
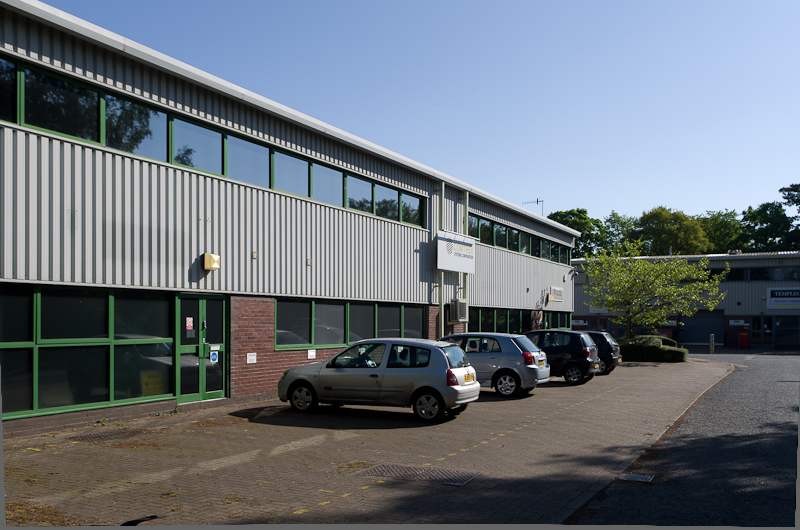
[426,305,465,338]
[229,296,340,400]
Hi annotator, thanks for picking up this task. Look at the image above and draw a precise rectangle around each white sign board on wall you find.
[437,231,476,274]
[767,288,800,309]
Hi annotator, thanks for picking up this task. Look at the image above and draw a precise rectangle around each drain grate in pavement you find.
[356,463,481,486]
[618,473,655,483]
[67,429,155,442]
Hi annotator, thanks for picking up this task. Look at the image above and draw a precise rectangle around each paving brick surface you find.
[3,358,733,525]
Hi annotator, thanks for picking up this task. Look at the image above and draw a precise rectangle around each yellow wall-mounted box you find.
[204,253,220,271]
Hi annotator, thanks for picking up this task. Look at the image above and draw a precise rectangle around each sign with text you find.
[767,288,800,309]
[437,231,476,274]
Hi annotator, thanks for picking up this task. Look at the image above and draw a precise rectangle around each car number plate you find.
[594,364,599,369]
[464,373,474,382]
[538,360,545,367]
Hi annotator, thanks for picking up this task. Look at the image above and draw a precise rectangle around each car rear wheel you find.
[494,372,521,398]
[289,383,318,412]
[412,391,445,422]
[597,358,608,375]
[563,365,584,385]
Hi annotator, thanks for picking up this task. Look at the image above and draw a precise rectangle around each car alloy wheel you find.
[597,359,607,374]
[563,365,584,385]
[495,372,521,398]
[413,392,445,422]
[289,384,317,412]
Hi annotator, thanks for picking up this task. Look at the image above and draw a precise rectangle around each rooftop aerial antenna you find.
[523,199,545,216]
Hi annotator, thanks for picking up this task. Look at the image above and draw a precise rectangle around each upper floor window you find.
[24,68,99,142]
[173,118,222,175]
[273,151,309,197]
[227,135,270,189]
[312,163,344,207]
[106,94,167,162]
[0,57,15,123]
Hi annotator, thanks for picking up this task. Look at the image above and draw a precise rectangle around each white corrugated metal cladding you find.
[0,0,578,310]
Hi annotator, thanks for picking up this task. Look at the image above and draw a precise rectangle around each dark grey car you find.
[526,330,600,385]
[439,333,550,398]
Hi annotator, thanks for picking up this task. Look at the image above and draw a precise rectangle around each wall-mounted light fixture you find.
[203,253,221,271]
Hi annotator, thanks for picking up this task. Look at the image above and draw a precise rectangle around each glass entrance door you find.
[177,296,226,403]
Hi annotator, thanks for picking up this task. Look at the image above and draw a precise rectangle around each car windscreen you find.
[512,336,540,353]
[443,345,470,368]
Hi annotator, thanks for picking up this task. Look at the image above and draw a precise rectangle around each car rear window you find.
[581,334,595,347]
[443,345,470,368]
[512,336,540,353]
[387,345,431,368]
[606,334,619,346]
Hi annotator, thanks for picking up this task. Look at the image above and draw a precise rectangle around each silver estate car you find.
[439,333,550,398]
[277,339,480,422]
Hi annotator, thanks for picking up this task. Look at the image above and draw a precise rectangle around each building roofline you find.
[572,250,800,264]
[3,0,580,240]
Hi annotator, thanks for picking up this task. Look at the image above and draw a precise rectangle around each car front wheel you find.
[289,383,318,412]
[412,391,445,422]
[563,365,584,385]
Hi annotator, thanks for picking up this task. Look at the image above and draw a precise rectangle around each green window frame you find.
[468,307,537,333]
[274,300,427,350]
[0,284,214,420]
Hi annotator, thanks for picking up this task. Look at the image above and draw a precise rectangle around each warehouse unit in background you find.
[0,0,578,436]
[572,251,800,348]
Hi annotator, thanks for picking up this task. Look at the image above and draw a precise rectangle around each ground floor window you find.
[542,311,571,330]
[275,299,426,348]
[467,307,536,334]
[0,283,227,419]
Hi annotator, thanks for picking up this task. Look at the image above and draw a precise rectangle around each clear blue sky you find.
[40,0,800,221]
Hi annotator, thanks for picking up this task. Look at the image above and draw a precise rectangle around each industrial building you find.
[572,251,800,348]
[0,0,578,436]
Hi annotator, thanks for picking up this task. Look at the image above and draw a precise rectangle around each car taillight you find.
[583,347,592,358]
[446,369,459,386]
[522,352,535,365]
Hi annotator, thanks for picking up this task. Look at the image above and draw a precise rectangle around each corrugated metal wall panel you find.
[469,195,574,246]
[468,244,573,310]
[0,125,436,302]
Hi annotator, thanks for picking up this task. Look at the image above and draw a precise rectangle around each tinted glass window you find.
[41,288,107,339]
[333,343,386,368]
[273,151,308,197]
[494,225,507,248]
[468,215,480,238]
[227,136,270,188]
[206,299,224,345]
[401,194,422,226]
[388,345,431,368]
[480,309,495,332]
[551,243,560,262]
[0,57,15,123]
[115,291,171,338]
[276,300,311,345]
[520,233,531,254]
[0,283,33,342]
[114,343,173,398]
[541,239,550,261]
[496,311,508,333]
[531,236,541,258]
[509,310,520,334]
[724,268,746,281]
[375,184,399,221]
[468,307,480,332]
[315,301,345,344]
[173,119,221,174]
[106,95,167,161]
[479,219,493,245]
[403,306,425,339]
[444,345,469,368]
[347,176,372,213]
[349,303,375,340]
[1,348,33,413]
[560,247,570,264]
[38,346,109,408]
[25,68,99,141]
[312,164,343,207]
[521,310,533,333]
[512,336,540,353]
[509,229,520,252]
[179,298,199,346]
[377,305,401,338]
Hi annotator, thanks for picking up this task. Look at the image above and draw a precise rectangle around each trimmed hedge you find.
[617,335,688,362]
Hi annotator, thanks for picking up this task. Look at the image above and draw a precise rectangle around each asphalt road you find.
[565,350,799,527]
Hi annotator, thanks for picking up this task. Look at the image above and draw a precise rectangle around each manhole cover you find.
[356,463,481,486]
[67,429,155,442]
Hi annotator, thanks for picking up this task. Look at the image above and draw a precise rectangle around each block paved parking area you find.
[3,358,733,525]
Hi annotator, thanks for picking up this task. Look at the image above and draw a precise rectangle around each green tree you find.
[582,241,727,338]
[632,206,709,256]
[779,184,800,210]
[174,145,195,167]
[698,209,745,254]
[548,209,604,258]
[601,211,637,250]
[740,202,793,252]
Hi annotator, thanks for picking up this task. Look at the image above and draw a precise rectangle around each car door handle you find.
[369,374,379,378]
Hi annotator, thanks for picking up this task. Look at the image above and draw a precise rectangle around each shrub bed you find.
[617,335,688,362]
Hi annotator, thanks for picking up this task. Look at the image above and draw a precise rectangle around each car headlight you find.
[280,370,290,381]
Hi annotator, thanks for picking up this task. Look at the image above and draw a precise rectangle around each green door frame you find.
[176,294,227,404]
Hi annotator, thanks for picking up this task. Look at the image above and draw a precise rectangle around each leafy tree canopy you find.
[601,211,637,250]
[698,209,744,254]
[548,208,603,258]
[779,184,800,210]
[740,202,793,252]
[582,241,727,338]
[632,206,709,256]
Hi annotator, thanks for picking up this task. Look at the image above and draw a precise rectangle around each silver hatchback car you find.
[277,339,480,422]
[439,333,550,398]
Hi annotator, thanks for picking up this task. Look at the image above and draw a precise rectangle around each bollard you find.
[709,334,715,354]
